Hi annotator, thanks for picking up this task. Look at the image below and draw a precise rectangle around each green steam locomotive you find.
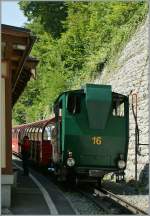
[50,84,129,184]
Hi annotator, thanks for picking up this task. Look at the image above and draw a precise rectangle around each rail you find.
[94,188,147,215]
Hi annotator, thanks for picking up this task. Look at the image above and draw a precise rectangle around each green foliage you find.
[13,1,148,125]
[13,21,69,123]
[19,1,68,38]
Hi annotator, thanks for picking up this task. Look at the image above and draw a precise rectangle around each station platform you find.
[11,169,50,215]
[3,156,76,215]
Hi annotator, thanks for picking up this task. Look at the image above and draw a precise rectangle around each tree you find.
[13,1,148,125]
[19,1,68,38]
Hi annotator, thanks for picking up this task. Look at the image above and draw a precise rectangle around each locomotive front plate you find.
[89,170,103,177]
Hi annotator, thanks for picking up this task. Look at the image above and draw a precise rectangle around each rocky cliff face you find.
[95,17,149,184]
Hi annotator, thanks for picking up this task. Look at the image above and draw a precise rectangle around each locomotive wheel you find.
[67,173,75,184]
[55,166,67,182]
[66,169,76,185]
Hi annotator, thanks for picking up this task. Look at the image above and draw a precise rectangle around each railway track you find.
[78,186,147,215]
[94,187,147,215]
[12,154,148,215]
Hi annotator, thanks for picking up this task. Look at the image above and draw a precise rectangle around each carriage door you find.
[58,100,62,158]
[54,100,62,161]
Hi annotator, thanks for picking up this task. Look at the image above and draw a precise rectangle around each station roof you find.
[1,24,39,106]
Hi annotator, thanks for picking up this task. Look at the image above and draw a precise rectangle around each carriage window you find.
[67,93,81,114]
[113,100,124,117]
[34,128,39,141]
[38,128,42,141]
[51,126,56,139]
[27,128,30,139]
[20,130,25,142]
[43,126,51,140]
[58,101,62,116]
[59,109,62,116]
[28,128,31,139]
[54,101,62,119]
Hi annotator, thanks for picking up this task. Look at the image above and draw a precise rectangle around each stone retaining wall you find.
[94,17,149,183]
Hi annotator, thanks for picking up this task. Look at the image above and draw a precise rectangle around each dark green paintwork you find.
[54,84,129,173]
[85,84,112,129]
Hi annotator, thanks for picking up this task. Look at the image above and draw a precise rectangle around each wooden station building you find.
[1,24,39,207]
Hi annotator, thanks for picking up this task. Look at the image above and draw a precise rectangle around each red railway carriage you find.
[12,117,55,166]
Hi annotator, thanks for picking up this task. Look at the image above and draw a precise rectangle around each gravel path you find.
[118,195,149,213]
[64,190,105,215]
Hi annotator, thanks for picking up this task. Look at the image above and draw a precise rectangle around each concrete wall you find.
[94,17,149,183]
[1,175,14,207]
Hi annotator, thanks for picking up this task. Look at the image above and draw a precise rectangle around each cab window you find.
[113,100,124,117]
[67,93,81,114]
